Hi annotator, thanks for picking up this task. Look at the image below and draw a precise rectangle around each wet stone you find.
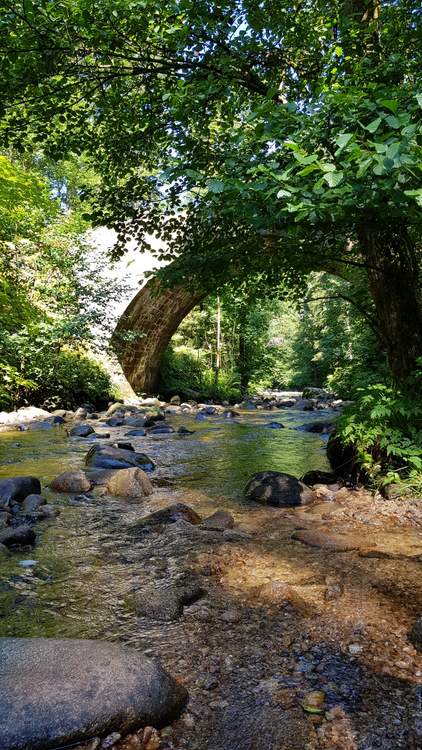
[0,524,36,547]
[200,510,234,531]
[134,580,204,621]
[0,638,187,750]
[51,470,92,494]
[130,503,201,531]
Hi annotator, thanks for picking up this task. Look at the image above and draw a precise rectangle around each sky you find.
[89,226,165,318]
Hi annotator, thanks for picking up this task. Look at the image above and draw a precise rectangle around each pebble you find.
[301,690,326,714]
[19,560,38,568]
[101,733,121,749]
[348,643,363,655]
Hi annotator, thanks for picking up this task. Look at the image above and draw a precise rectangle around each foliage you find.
[0,153,120,410]
[336,379,422,486]
[1,0,420,382]
[159,346,241,403]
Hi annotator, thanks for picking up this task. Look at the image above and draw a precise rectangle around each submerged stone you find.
[85,445,155,472]
[0,638,187,750]
[131,503,201,530]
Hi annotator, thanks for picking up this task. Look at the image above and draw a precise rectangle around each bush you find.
[336,380,422,488]
[0,348,115,411]
[158,346,242,402]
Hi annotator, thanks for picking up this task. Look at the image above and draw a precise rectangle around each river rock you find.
[265,421,285,429]
[106,417,125,427]
[327,433,358,481]
[295,398,314,410]
[0,638,187,750]
[131,503,201,530]
[147,423,174,435]
[125,416,146,427]
[301,470,337,487]
[178,426,195,435]
[22,494,46,513]
[170,395,181,405]
[292,529,361,552]
[244,471,315,507]
[125,428,147,437]
[70,423,95,438]
[106,468,153,498]
[112,441,134,451]
[409,617,422,652]
[105,401,126,417]
[200,510,234,531]
[51,471,93,493]
[86,445,155,472]
[144,412,165,428]
[134,580,204,621]
[0,406,51,427]
[74,408,88,419]
[26,420,55,431]
[0,476,41,508]
[0,524,36,547]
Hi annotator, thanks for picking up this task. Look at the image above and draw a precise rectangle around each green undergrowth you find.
[336,377,422,491]
[158,346,242,403]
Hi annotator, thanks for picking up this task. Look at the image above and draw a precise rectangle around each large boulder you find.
[0,638,187,750]
[0,476,41,509]
[326,433,359,481]
[106,468,153,498]
[69,423,95,438]
[244,471,315,507]
[0,406,51,427]
[0,524,36,547]
[50,471,92,493]
[86,445,155,472]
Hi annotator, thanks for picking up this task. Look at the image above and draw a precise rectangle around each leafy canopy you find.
[0,0,421,287]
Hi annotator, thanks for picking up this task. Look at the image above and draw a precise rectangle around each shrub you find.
[336,380,422,488]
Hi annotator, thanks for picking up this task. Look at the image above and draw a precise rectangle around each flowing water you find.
[0,407,331,640]
[0,406,420,750]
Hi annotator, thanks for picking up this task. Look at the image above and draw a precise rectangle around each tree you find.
[0,0,421,383]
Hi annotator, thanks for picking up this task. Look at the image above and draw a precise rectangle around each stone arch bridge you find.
[113,274,205,394]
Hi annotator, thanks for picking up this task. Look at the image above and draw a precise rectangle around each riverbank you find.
[0,397,421,749]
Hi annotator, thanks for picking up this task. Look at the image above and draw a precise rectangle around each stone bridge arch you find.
[113,275,205,393]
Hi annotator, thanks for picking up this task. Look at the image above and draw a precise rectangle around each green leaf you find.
[379,99,398,114]
[335,133,353,150]
[323,171,344,187]
[364,117,382,134]
[276,189,292,198]
[386,115,400,129]
[416,94,422,108]
[207,179,226,193]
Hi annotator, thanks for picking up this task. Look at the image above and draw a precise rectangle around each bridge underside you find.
[113,276,204,394]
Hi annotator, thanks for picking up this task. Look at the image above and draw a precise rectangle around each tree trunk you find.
[358,224,422,384]
[238,332,249,394]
